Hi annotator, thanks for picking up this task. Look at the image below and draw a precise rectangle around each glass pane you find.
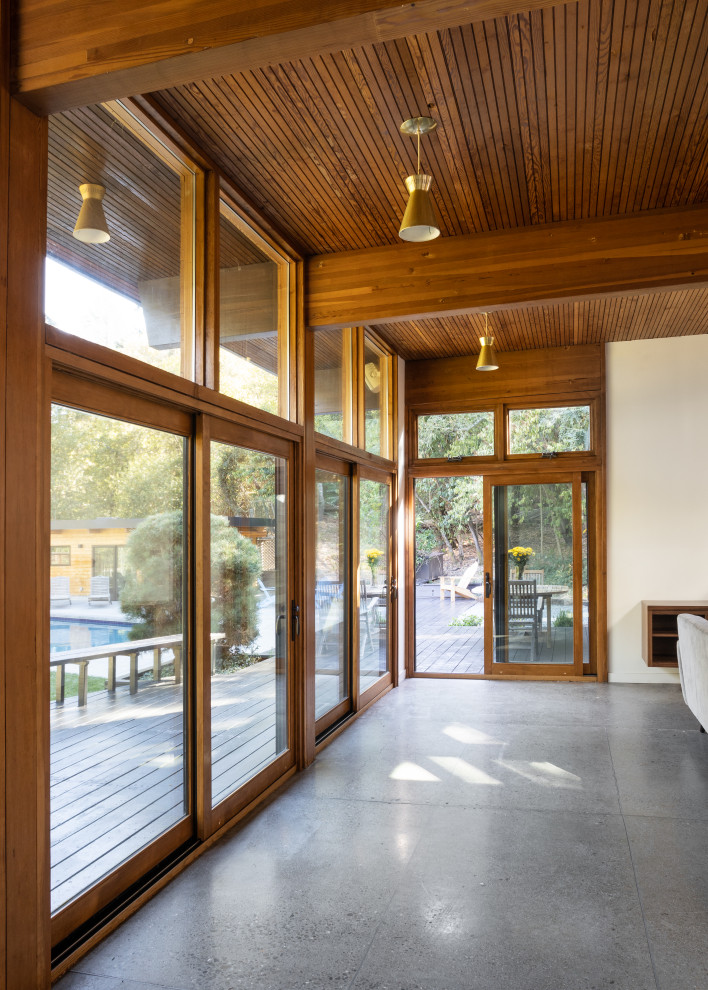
[314,329,350,442]
[492,483,574,664]
[414,476,484,672]
[46,104,193,377]
[417,412,495,459]
[50,405,187,913]
[508,405,591,454]
[582,483,590,663]
[359,478,389,692]
[218,204,287,417]
[210,441,288,807]
[363,337,386,456]
[315,469,349,721]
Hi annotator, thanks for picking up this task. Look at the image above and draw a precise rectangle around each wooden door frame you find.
[483,472,586,679]
[203,416,299,835]
[313,452,353,738]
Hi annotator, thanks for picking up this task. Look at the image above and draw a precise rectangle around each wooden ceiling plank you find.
[410,31,490,233]
[507,11,545,223]
[585,0,613,219]
[618,0,669,215]
[452,24,511,228]
[467,19,526,227]
[598,0,632,216]
[607,0,653,215]
[491,15,535,226]
[653,7,708,207]
[633,0,696,214]
[641,0,704,209]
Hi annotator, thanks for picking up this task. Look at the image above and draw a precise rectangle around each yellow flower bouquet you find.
[508,546,534,579]
[365,548,384,584]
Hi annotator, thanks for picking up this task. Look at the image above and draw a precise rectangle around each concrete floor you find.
[57,678,708,990]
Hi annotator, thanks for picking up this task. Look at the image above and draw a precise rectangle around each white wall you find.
[607,335,708,682]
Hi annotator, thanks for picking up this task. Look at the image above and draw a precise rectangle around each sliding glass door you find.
[358,469,394,701]
[484,474,588,677]
[315,458,351,734]
[206,421,295,829]
[50,396,193,943]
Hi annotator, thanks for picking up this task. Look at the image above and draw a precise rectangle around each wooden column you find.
[1,57,51,990]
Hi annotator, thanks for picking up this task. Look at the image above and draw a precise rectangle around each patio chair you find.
[439,562,480,601]
[508,579,539,660]
[360,579,379,653]
[88,575,111,605]
[50,575,71,607]
[315,580,343,655]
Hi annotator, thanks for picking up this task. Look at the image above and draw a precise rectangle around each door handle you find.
[485,572,492,598]
[390,577,398,602]
[291,600,300,640]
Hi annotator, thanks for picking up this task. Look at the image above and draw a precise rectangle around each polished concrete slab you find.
[57,678,708,990]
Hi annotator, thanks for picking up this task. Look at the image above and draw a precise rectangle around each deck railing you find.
[50,633,224,707]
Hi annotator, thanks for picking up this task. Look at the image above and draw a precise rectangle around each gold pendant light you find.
[399,117,440,242]
[73,183,110,244]
[476,312,499,371]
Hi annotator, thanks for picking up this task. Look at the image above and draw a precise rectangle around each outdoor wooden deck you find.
[51,657,327,913]
[415,585,586,673]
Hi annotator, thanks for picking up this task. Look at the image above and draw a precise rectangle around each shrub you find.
[121,512,261,657]
[553,610,573,628]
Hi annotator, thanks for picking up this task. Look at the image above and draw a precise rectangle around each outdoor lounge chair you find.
[50,575,71,607]
[439,562,480,601]
[88,575,111,605]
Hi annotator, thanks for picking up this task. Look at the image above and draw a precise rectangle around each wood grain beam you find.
[15,0,571,114]
[305,205,708,328]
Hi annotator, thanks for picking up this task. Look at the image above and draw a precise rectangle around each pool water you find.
[50,619,133,654]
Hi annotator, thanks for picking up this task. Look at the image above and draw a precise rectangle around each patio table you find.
[535,585,570,648]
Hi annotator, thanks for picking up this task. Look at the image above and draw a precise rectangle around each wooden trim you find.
[306,205,708,328]
[314,681,393,755]
[46,334,305,442]
[52,368,193,436]
[3,96,50,988]
[16,0,569,114]
[194,415,212,837]
[0,9,9,978]
[210,750,295,834]
[50,764,298,982]
[572,473,583,673]
[315,697,351,739]
[203,172,220,391]
[409,456,601,479]
[411,671,596,682]
[359,672,393,710]
[51,817,194,948]
[351,466,361,712]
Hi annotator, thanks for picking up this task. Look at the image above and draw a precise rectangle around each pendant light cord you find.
[417,127,421,175]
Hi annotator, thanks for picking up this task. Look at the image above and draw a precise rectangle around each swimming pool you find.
[50,618,134,654]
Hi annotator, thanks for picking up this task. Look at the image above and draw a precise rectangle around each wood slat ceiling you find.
[372,288,708,360]
[154,0,708,258]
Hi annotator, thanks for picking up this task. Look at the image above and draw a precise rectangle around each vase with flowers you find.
[508,546,534,579]
[365,548,384,585]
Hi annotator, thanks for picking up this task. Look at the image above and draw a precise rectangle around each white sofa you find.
[676,614,708,732]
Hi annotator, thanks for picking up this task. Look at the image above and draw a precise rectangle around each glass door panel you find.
[489,480,581,672]
[209,441,289,808]
[315,467,350,729]
[359,477,390,694]
[50,404,189,916]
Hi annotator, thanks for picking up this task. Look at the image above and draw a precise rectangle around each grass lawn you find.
[49,672,106,701]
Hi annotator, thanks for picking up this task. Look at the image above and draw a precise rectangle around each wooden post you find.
[107,656,116,691]
[1,41,51,987]
[77,663,88,708]
[55,666,65,704]
[129,652,139,694]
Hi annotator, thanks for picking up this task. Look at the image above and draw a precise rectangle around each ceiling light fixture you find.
[398,116,440,242]
[73,183,110,244]
[476,312,499,371]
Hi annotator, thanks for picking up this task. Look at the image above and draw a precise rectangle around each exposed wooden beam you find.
[305,205,708,329]
[15,0,571,114]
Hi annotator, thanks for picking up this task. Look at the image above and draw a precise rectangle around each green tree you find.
[120,511,260,652]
